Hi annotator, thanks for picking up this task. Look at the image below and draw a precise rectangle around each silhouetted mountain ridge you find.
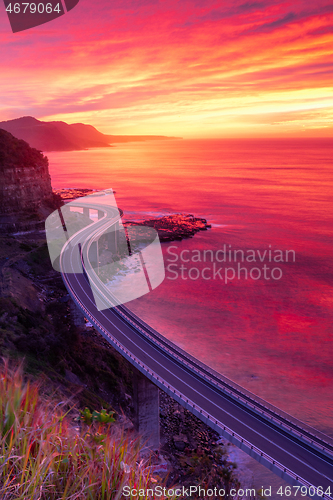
[0,117,181,151]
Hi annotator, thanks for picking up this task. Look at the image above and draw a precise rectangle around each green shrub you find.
[80,407,116,425]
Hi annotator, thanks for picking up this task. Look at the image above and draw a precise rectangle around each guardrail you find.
[59,202,333,500]
[61,270,333,500]
[81,223,333,462]
[114,305,333,459]
[71,202,333,448]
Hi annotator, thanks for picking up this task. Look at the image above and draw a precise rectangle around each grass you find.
[0,360,174,500]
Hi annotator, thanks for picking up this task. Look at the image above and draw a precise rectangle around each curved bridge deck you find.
[58,199,333,500]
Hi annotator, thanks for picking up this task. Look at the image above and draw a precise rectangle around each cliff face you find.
[0,128,60,232]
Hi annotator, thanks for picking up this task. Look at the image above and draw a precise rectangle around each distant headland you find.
[0,116,182,152]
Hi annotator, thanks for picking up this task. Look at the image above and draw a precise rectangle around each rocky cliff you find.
[0,128,60,232]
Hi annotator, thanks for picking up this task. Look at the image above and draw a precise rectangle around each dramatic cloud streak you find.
[0,0,332,137]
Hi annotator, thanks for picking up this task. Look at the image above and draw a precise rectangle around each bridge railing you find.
[67,200,333,458]
[60,268,333,500]
[59,203,333,500]
[114,304,333,459]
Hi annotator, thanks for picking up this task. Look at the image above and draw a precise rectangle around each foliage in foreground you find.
[0,360,172,500]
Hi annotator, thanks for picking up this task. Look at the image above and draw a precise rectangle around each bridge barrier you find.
[59,198,333,500]
[115,304,333,459]
[113,305,333,458]
[62,199,332,454]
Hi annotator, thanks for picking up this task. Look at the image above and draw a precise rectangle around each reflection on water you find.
[48,138,333,439]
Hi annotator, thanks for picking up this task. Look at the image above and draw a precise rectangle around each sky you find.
[1,0,333,138]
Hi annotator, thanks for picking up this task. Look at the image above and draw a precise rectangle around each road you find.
[58,198,333,500]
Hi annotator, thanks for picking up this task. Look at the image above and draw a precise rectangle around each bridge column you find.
[88,240,99,272]
[83,207,90,218]
[70,299,86,327]
[98,210,104,220]
[133,369,160,450]
[114,221,119,253]
[106,222,119,254]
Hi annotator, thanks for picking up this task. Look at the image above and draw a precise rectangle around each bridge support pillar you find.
[114,221,119,253]
[83,207,90,218]
[106,222,119,254]
[133,369,160,450]
[98,210,104,220]
[70,300,86,327]
[88,241,99,272]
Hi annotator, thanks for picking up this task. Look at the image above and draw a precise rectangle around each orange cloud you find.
[0,0,332,137]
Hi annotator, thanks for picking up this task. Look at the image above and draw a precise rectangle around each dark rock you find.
[65,369,85,386]
[124,213,211,242]
[0,128,61,232]
[53,188,97,202]
[173,434,188,451]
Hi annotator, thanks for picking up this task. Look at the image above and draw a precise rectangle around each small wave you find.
[13,229,46,236]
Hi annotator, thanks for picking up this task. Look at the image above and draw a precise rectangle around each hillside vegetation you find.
[0,360,171,500]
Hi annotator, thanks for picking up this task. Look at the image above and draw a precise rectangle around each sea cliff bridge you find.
[47,193,333,500]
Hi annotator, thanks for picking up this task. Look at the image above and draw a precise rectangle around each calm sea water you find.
[48,138,333,493]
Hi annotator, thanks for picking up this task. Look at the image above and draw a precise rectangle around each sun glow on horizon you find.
[1,0,333,138]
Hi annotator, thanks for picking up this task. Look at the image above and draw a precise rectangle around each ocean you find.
[47,138,333,495]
